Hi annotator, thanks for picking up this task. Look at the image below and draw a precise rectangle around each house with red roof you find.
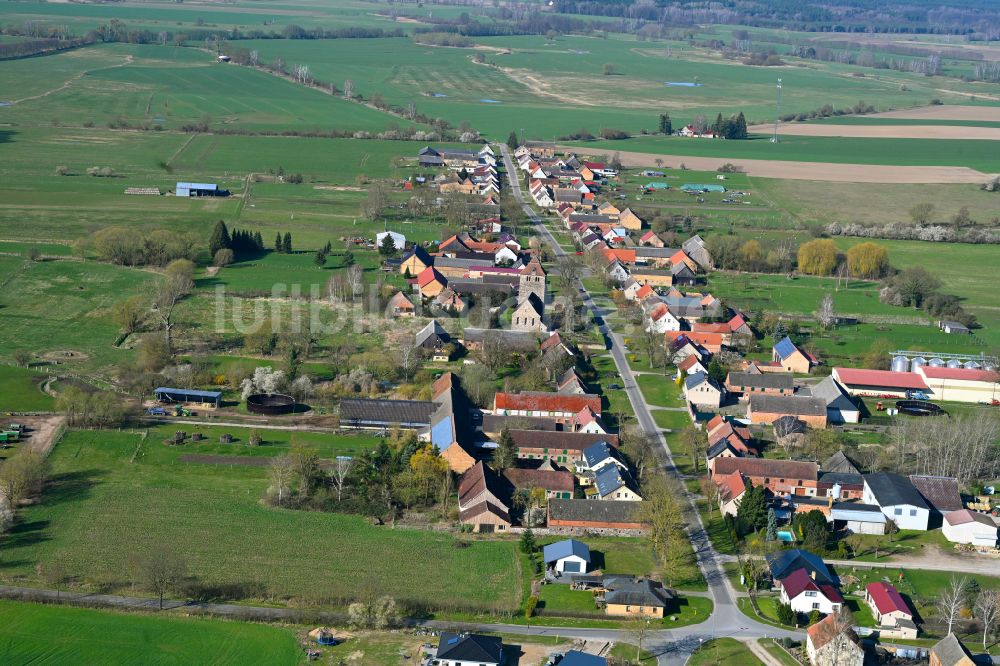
[806,613,864,666]
[691,321,733,346]
[665,330,723,355]
[677,354,708,377]
[569,406,607,434]
[715,471,747,516]
[647,303,682,334]
[728,313,752,337]
[640,230,665,247]
[778,568,844,615]
[416,266,447,298]
[635,283,656,302]
[865,582,917,636]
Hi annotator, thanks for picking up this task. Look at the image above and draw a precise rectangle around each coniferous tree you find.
[282,232,292,254]
[493,428,516,469]
[506,130,519,149]
[254,231,263,249]
[713,113,724,135]
[658,112,673,135]
[736,482,768,536]
[209,220,231,258]
[274,232,283,253]
[733,112,748,139]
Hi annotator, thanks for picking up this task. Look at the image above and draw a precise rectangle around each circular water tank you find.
[910,357,926,370]
[964,361,981,369]
[891,356,910,373]
[928,357,945,367]
[947,359,963,369]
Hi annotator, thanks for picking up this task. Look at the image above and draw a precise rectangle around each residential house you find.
[747,394,828,428]
[666,330,723,355]
[929,633,976,666]
[865,582,917,637]
[605,259,630,284]
[728,313,753,338]
[416,266,447,298]
[508,430,618,466]
[726,371,794,396]
[691,322,733,346]
[578,441,629,475]
[863,472,930,531]
[684,372,724,409]
[715,471,747,517]
[543,539,591,574]
[569,406,607,434]
[435,632,502,666]
[640,231,665,247]
[681,234,712,271]
[457,462,511,533]
[677,354,709,377]
[618,208,643,230]
[434,287,467,314]
[942,509,998,548]
[592,464,642,501]
[805,613,864,666]
[767,549,835,585]
[602,576,675,618]
[778,568,844,615]
[646,303,682,333]
[400,245,432,277]
[634,283,656,302]
[713,458,819,497]
[558,369,589,395]
[631,268,674,287]
[802,376,860,425]
[387,291,415,318]
[621,278,643,301]
[773,336,816,373]
[502,467,574,501]
[415,319,450,351]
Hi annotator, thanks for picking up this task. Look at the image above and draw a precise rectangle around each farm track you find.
[747,123,1000,140]
[9,54,134,105]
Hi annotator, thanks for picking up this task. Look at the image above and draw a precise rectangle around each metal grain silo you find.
[891,356,910,373]
[910,357,927,371]
[928,357,945,368]
[947,359,963,369]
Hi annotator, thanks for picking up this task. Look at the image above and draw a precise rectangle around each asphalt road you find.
[499,145,802,663]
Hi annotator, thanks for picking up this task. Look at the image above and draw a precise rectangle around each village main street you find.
[499,144,803,664]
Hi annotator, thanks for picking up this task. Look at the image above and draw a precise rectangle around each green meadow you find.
[0,600,299,666]
[3,427,524,612]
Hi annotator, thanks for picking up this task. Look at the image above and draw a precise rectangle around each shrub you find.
[213,249,235,267]
[775,602,795,625]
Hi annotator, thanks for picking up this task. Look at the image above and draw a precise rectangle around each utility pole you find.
[771,78,782,143]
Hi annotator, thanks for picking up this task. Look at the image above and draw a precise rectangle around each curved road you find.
[499,145,802,663]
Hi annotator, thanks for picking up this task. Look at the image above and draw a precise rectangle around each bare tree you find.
[343,78,354,99]
[249,49,259,67]
[346,264,364,301]
[151,259,194,354]
[399,342,418,382]
[628,618,653,662]
[938,576,969,636]
[479,331,509,375]
[330,456,353,502]
[975,589,1000,649]
[816,292,835,330]
[267,455,296,506]
[139,547,187,609]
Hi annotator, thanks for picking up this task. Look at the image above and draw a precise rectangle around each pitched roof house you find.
[543,539,591,574]
[436,632,503,666]
[806,613,864,666]
[942,509,999,548]
[502,467,574,500]
[778,567,844,615]
[602,576,675,618]
[387,291,416,317]
[547,500,644,530]
[863,472,930,531]
[457,462,511,533]
[929,633,976,666]
[773,336,815,373]
[494,392,601,419]
[865,582,915,630]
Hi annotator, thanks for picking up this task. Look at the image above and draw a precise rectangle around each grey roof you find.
[823,450,861,475]
[448,279,516,296]
[909,475,963,513]
[462,328,544,351]
[766,549,834,585]
[864,472,929,509]
[819,471,864,487]
[748,394,826,417]
[582,441,622,469]
[559,651,608,666]
[706,440,736,460]
[685,371,719,392]
[728,372,793,390]
[480,413,558,433]
[415,320,449,348]
[508,430,618,452]
[671,262,696,278]
[603,576,674,608]
[808,376,858,413]
[930,633,975,666]
[436,633,502,663]
[831,502,886,523]
[543,539,591,564]
[634,247,677,258]
[434,256,494,269]
[339,399,436,427]
[595,464,639,499]
[548,499,638,525]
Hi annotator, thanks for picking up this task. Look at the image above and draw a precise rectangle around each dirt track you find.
[747,123,1000,140]
[873,104,1000,122]
[557,146,996,183]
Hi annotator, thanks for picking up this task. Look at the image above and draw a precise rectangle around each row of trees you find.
[208,220,264,263]
[92,227,199,267]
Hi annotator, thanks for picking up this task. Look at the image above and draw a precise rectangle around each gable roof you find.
[548,499,639,525]
[678,355,706,373]
[766,548,833,584]
[494,391,601,415]
[919,366,999,383]
[864,472,928,509]
[387,291,415,310]
[728,313,749,332]
[716,471,747,502]
[714,456,818,482]
[416,266,446,288]
[727,372,794,390]
[748,394,827,417]
[930,633,976,666]
[508,430,618,452]
[833,368,928,390]
[807,613,862,653]
[773,336,804,361]
[582,440,623,468]
[415,319,449,347]
[543,539,591,564]
[944,509,998,529]
[559,651,608,666]
[685,371,721,392]
[806,376,858,413]
[339,399,436,428]
[502,467,574,493]
[436,633,502,663]
[458,461,510,509]
[595,464,640,499]
[909,475,963,513]
[867,582,911,617]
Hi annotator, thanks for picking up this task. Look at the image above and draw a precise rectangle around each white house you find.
[593,464,642,501]
[605,260,629,283]
[543,539,591,574]
[862,472,931,531]
[684,372,723,409]
[375,231,405,251]
[942,509,999,547]
[778,568,844,615]
[579,441,628,474]
[494,246,519,265]
[646,304,681,333]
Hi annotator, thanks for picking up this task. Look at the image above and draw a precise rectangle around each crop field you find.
[0,600,299,666]
[2,428,523,612]
[0,43,407,133]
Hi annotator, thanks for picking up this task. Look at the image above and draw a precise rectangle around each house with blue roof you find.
[543,539,591,574]
[578,441,628,474]
[766,548,834,585]
[592,464,642,502]
[559,651,607,666]
[684,372,723,408]
[772,335,816,374]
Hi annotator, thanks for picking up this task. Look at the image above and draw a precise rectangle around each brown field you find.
[747,123,1000,140]
[873,104,1000,122]
[559,146,995,183]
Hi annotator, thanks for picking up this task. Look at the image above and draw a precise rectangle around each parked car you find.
[906,390,931,401]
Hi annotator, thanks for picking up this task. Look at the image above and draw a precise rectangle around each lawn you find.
[0,600,298,665]
[636,374,684,408]
[653,409,692,432]
[3,428,522,613]
[759,638,801,666]
[688,637,763,666]
[0,365,55,413]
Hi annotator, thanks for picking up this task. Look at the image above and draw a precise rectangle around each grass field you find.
[0,365,55,413]
[3,427,522,612]
[0,600,298,665]
[688,638,762,666]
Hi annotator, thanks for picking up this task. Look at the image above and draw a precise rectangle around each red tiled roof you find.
[539,332,563,352]
[692,322,731,335]
[866,582,911,617]
[495,392,601,414]
[417,266,445,287]
[781,568,843,603]
[833,368,928,390]
[918,366,1000,383]
[503,468,574,493]
[712,456,818,481]
[944,509,998,528]
[716,471,746,502]
[807,613,861,652]
[728,314,748,331]
[635,284,655,300]
[678,355,704,372]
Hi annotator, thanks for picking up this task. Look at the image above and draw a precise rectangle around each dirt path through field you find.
[10,54,134,105]
[17,415,66,458]
[557,145,996,183]
[873,104,1000,121]
[746,123,1000,140]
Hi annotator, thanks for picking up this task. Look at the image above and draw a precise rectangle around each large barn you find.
[831,368,928,399]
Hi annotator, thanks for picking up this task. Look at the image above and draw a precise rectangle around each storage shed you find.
[543,539,591,574]
[153,387,222,407]
[175,182,221,197]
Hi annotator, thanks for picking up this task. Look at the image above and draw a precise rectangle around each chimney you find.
[828,494,834,509]
[811,570,817,580]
